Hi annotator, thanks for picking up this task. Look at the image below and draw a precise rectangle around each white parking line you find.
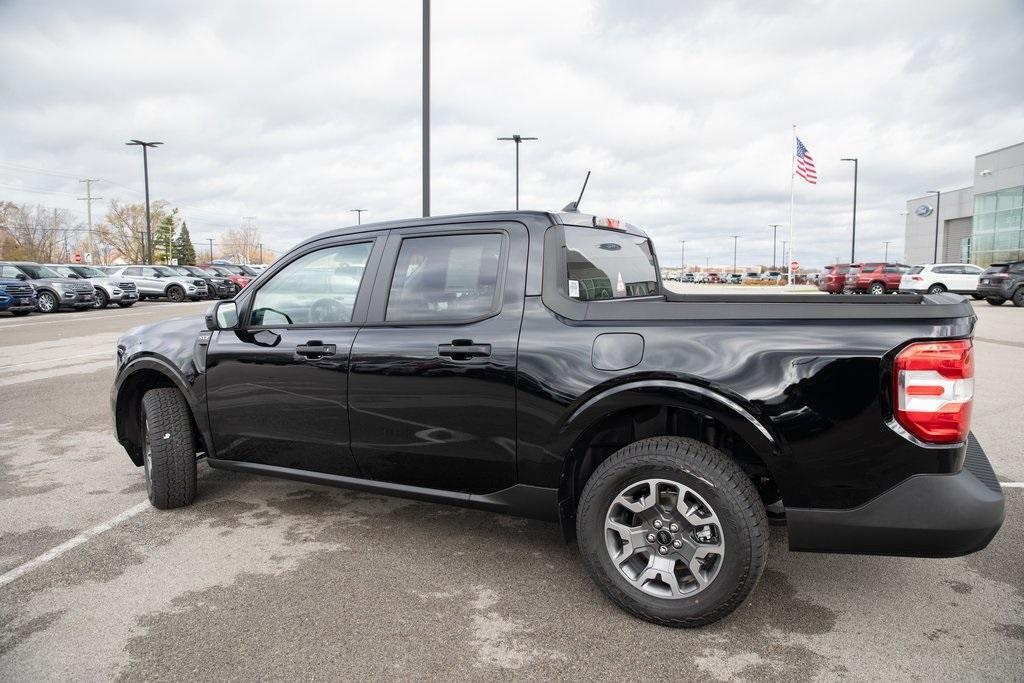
[0,302,208,330]
[0,501,150,589]
[1002,482,1024,488]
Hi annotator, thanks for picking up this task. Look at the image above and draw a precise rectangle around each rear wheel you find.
[1012,288,1024,308]
[166,285,185,303]
[926,283,946,295]
[141,388,197,509]
[577,437,768,627]
[36,290,59,313]
[986,297,1006,306]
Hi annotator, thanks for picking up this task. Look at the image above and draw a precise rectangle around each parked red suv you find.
[818,263,852,294]
[200,263,253,290]
[845,262,911,295]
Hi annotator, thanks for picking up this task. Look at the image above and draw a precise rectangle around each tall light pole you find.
[350,209,367,225]
[422,0,430,217]
[928,190,941,262]
[680,240,686,275]
[730,235,741,274]
[497,134,538,210]
[125,140,163,263]
[883,241,892,262]
[768,224,781,269]
[841,158,858,262]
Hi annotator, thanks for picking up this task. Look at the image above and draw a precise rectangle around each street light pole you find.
[207,238,214,262]
[126,140,163,263]
[928,190,941,262]
[497,134,538,210]
[841,158,858,262]
[350,209,367,225]
[680,240,686,275]
[768,224,781,269]
[422,0,430,217]
[730,235,740,274]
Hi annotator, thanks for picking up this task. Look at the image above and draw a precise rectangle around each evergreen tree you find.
[173,221,197,265]
[153,209,178,264]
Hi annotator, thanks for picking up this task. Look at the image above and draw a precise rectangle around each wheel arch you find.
[554,380,780,540]
[114,360,209,466]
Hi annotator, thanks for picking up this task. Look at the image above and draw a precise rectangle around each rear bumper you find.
[976,284,1013,298]
[786,433,1004,557]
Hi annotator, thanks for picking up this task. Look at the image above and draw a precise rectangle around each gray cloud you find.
[1,0,1021,266]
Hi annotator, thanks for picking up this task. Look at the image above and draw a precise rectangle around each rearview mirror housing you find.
[206,300,239,330]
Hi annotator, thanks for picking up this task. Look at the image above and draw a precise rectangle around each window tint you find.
[908,266,924,274]
[564,227,658,301]
[933,266,957,274]
[1,265,20,278]
[125,267,141,276]
[386,233,503,322]
[250,242,373,326]
[964,266,983,274]
[1010,263,1024,273]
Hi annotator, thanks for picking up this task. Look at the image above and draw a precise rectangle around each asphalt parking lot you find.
[1,294,1021,681]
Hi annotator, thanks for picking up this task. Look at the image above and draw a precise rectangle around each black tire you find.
[576,437,768,627]
[166,285,185,303]
[869,281,887,295]
[140,388,197,510]
[971,294,983,300]
[1012,288,1024,308]
[94,288,109,308]
[36,290,59,313]
[926,284,946,295]
[117,301,136,308]
[986,297,1005,306]
[11,310,31,316]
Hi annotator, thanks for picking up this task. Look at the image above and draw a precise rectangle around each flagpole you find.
[788,124,796,287]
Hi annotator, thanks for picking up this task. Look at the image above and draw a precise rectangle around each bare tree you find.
[95,199,169,264]
[0,201,83,262]
[219,222,262,263]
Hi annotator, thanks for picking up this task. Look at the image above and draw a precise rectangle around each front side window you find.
[19,264,61,279]
[386,233,503,322]
[249,242,372,326]
[564,227,658,301]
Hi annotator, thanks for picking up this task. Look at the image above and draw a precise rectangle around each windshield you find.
[152,266,178,277]
[73,266,106,277]
[19,264,62,279]
[238,264,259,276]
[171,267,191,276]
[564,227,658,301]
[183,266,215,277]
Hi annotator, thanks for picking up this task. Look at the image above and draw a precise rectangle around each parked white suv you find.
[898,263,984,298]
[106,265,208,302]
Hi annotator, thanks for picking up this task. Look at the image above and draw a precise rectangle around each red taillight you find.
[893,340,973,444]
[911,276,923,281]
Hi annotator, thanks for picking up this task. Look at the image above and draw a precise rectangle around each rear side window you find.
[386,233,503,322]
[564,227,658,301]
[908,266,924,274]
[983,264,1009,274]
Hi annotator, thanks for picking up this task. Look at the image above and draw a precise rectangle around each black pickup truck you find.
[111,210,1004,626]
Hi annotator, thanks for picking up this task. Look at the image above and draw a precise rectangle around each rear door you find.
[204,234,384,475]
[347,222,528,493]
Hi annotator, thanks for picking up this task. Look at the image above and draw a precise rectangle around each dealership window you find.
[971,186,1024,267]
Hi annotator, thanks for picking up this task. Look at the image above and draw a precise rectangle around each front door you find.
[348,223,528,494]
[205,236,382,475]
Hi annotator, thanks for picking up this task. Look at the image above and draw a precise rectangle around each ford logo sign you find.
[598,242,622,251]
[915,204,933,217]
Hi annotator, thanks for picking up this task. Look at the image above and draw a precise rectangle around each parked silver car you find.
[104,265,208,302]
[0,261,95,312]
[46,264,139,308]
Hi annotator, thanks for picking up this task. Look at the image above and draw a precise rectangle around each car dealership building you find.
[905,141,1024,267]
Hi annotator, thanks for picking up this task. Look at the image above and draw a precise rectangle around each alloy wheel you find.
[38,292,57,312]
[605,478,725,599]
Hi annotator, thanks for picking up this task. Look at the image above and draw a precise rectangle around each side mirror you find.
[206,300,239,330]
[68,273,81,279]
[15,273,27,280]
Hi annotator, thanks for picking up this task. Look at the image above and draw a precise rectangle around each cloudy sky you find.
[2,0,1022,268]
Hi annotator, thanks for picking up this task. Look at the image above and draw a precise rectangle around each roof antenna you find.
[561,171,590,212]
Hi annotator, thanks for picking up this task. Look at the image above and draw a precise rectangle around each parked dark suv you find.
[977,261,1024,307]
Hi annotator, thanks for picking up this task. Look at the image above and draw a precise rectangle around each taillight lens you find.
[911,276,923,281]
[893,340,973,444]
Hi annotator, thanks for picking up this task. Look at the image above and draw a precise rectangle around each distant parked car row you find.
[818,259,1024,307]
[0,259,266,316]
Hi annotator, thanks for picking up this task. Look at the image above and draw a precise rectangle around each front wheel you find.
[141,388,197,509]
[94,288,109,308]
[986,297,1006,306]
[36,291,59,313]
[166,285,185,303]
[576,437,768,627]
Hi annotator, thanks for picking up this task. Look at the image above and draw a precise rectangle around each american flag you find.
[795,137,817,184]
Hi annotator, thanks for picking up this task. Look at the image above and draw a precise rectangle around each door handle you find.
[438,341,491,359]
[296,340,337,359]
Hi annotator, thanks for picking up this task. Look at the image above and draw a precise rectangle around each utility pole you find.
[497,134,538,209]
[782,241,788,267]
[730,235,741,274]
[259,243,264,264]
[422,0,430,217]
[841,158,858,262]
[207,238,214,262]
[77,179,102,263]
[350,209,367,225]
[680,240,686,276]
[883,241,892,262]
[125,139,163,263]
[768,224,781,269]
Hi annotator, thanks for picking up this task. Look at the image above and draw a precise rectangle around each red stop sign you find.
[790,261,799,271]
[74,252,82,263]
